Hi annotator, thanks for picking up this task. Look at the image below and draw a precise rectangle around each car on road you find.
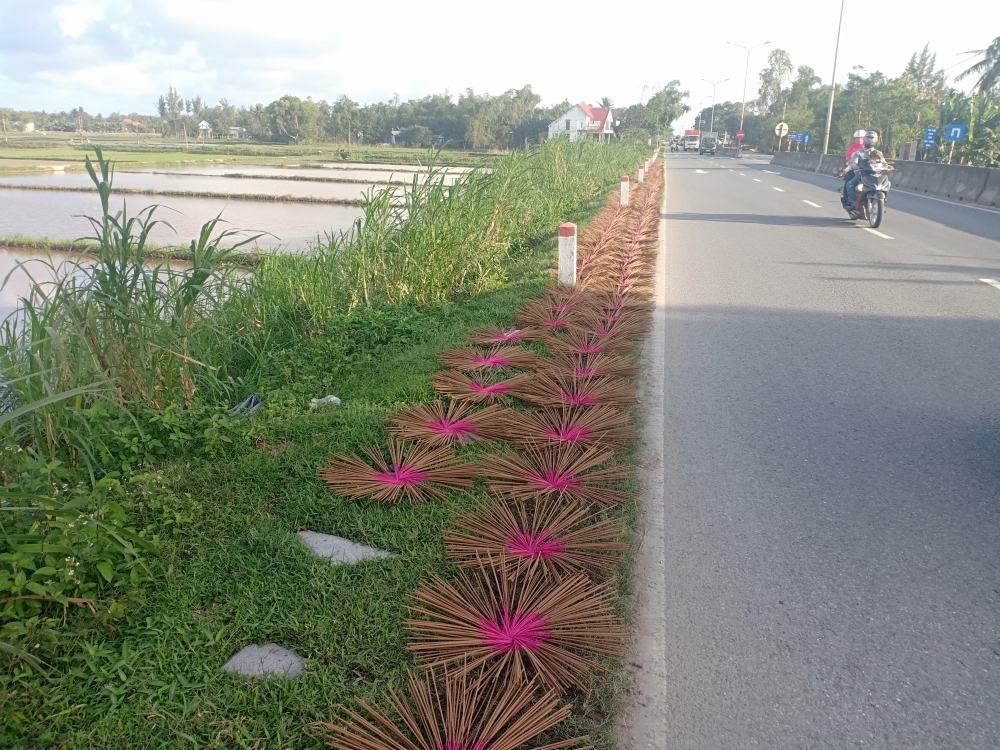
[699,132,718,155]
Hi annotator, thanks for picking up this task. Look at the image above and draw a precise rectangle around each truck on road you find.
[699,132,718,155]
[683,130,700,152]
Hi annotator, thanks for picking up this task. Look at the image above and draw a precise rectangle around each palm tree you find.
[956,36,1000,93]
[599,97,614,108]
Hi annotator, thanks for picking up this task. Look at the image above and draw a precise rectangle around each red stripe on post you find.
[621,175,629,182]
[558,222,577,237]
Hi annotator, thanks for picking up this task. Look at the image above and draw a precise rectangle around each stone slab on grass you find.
[298,530,397,565]
[222,643,303,678]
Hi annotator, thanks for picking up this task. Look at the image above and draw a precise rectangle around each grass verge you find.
[1,141,653,749]
[1,194,645,750]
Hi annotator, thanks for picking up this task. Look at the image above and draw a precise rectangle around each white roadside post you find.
[620,175,629,206]
[558,222,577,286]
[638,165,645,183]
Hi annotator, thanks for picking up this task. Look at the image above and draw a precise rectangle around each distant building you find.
[24,122,35,132]
[548,104,615,142]
[229,126,248,139]
[198,120,212,139]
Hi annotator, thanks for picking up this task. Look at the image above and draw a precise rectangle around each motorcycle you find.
[843,161,893,228]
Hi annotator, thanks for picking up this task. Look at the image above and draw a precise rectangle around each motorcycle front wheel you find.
[867,194,884,229]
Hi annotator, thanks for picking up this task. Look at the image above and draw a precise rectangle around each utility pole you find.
[702,78,729,132]
[822,0,846,154]
[727,41,771,132]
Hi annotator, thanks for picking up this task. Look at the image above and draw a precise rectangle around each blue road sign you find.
[924,126,938,142]
[945,123,967,142]
[803,134,812,144]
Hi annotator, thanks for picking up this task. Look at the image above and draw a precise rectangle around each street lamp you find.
[822,0,846,154]
[701,78,728,132]
[727,41,771,131]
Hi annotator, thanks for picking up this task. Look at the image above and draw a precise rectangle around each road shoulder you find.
[616,171,668,749]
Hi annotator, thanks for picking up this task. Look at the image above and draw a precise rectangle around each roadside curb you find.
[617,162,668,749]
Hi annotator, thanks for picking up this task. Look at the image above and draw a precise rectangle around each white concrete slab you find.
[297,530,396,565]
[222,643,303,678]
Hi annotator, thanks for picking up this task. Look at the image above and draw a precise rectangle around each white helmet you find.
[863,130,878,147]
[853,129,866,139]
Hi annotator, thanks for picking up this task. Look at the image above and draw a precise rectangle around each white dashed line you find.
[753,178,762,182]
[863,228,894,239]
[738,173,746,176]
[980,278,1000,291]
[772,187,785,192]
[802,200,821,207]
[695,169,708,174]
[762,170,781,174]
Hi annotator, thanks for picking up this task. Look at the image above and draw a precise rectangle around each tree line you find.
[1,82,691,151]
[693,38,1000,167]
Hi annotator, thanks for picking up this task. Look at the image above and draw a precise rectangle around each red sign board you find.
[736,130,746,140]
[684,129,700,136]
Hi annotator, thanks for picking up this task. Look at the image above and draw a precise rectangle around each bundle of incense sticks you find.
[321,158,664,745]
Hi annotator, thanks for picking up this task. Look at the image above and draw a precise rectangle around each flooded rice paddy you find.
[0,188,365,249]
[0,161,467,320]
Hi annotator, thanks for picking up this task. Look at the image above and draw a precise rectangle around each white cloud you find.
[1,0,997,116]
[53,0,107,39]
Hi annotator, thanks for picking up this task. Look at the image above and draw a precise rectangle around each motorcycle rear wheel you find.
[868,194,884,228]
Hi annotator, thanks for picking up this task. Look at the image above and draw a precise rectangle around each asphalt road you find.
[655,153,1000,749]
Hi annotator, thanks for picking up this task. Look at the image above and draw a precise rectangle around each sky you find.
[1,0,998,129]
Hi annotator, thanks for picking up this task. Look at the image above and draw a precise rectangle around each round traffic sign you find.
[736,129,746,140]
[775,122,789,138]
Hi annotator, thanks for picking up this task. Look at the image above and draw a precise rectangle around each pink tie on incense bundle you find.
[469,381,509,396]
[542,424,592,443]
[527,468,583,492]
[560,390,598,406]
[426,417,477,442]
[470,354,511,369]
[372,465,431,487]
[505,528,567,560]
[479,606,552,653]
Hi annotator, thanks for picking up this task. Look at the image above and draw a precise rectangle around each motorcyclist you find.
[840,129,866,204]
[845,131,889,209]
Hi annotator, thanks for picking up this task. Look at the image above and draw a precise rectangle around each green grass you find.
[0,136,493,169]
[2,220,636,749]
[0,141,652,748]
[4,287,520,748]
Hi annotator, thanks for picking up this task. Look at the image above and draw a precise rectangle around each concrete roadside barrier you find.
[978,168,1000,208]
[939,165,989,203]
[772,152,999,209]
[900,162,950,197]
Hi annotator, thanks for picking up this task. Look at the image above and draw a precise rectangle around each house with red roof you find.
[547,103,616,142]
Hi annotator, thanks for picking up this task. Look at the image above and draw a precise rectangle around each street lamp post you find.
[727,41,771,132]
[821,0,847,155]
[702,78,729,132]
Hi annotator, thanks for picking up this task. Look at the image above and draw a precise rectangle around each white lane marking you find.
[762,170,781,174]
[772,187,785,192]
[802,200,821,207]
[695,169,708,174]
[739,173,746,176]
[863,228,894,239]
[753,178,762,182]
[980,278,1000,291]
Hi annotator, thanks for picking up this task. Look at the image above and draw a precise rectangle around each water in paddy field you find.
[0,188,364,251]
[0,246,198,323]
[0,171,400,202]
[0,162,465,248]
[0,160,461,321]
